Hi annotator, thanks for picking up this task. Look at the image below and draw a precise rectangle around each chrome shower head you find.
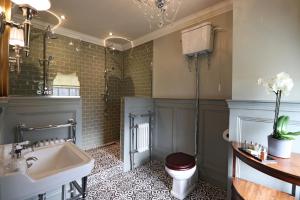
[45,25,57,39]
[106,44,116,51]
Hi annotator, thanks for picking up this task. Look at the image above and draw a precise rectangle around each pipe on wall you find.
[194,54,200,159]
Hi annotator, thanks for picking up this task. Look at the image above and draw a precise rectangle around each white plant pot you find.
[268,135,293,158]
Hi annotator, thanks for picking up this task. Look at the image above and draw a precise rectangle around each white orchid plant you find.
[258,72,300,140]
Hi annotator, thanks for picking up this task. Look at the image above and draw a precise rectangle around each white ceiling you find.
[34,0,225,41]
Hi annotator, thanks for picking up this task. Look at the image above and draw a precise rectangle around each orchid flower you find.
[258,72,294,96]
[258,72,294,139]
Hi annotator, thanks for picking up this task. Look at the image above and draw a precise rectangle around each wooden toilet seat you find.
[165,152,196,171]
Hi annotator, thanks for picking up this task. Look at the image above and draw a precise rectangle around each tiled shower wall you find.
[103,49,123,147]
[9,28,153,149]
[123,42,153,97]
[9,28,81,95]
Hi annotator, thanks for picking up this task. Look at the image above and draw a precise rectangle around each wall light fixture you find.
[0,0,51,73]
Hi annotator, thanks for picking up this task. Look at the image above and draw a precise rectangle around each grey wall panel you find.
[121,97,154,172]
[153,99,196,160]
[153,99,229,189]
[174,107,195,155]
[120,98,229,187]
[198,105,229,188]
[227,100,300,199]
[0,98,8,144]
[154,106,174,157]
[1,97,82,147]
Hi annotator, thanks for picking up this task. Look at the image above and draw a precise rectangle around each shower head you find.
[47,32,57,39]
[106,44,116,51]
[45,25,57,39]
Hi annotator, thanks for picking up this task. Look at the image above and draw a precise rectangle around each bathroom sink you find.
[25,142,92,181]
[0,142,94,200]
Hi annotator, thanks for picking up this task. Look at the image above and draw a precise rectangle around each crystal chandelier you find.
[133,0,183,28]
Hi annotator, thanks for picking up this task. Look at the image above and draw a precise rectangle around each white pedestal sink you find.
[0,142,94,200]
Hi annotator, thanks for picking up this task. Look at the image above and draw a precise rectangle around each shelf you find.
[231,142,300,199]
[232,177,294,200]
[232,142,300,185]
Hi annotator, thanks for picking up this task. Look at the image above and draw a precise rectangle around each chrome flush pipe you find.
[194,54,200,160]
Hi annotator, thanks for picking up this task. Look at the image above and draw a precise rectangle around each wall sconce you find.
[9,26,24,73]
[0,0,51,72]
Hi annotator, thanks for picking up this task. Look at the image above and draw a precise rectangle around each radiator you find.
[137,123,149,153]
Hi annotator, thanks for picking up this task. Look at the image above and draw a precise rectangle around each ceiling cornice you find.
[30,18,106,47]
[12,0,232,51]
[33,20,126,50]
[122,0,233,50]
[13,14,109,48]
[53,26,105,47]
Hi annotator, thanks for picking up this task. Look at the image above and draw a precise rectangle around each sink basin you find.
[25,142,92,181]
[0,142,94,200]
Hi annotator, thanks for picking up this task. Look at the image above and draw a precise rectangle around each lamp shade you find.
[9,27,25,47]
[11,0,51,11]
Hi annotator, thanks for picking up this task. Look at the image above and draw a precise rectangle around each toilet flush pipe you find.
[194,54,200,160]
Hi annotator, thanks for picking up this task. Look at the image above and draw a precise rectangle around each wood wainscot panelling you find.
[198,100,229,188]
[154,105,174,156]
[153,99,195,159]
[0,0,10,97]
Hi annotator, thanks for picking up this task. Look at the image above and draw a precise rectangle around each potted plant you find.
[258,72,300,158]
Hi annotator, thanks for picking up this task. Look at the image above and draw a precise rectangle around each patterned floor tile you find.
[86,143,226,200]
[86,143,122,175]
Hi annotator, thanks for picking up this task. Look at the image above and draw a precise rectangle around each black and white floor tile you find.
[86,143,122,175]
[86,143,226,200]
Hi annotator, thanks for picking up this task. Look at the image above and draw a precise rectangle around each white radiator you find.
[137,123,149,153]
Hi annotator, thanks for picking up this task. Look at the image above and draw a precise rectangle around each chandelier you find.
[133,0,183,28]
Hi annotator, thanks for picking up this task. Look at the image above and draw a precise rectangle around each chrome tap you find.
[26,156,38,168]
[22,141,37,152]
[11,143,23,159]
[10,141,36,159]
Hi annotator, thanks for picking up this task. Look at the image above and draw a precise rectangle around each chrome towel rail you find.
[16,119,77,143]
[129,111,153,170]
[19,122,76,132]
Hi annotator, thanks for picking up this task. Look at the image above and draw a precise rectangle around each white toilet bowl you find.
[165,152,197,200]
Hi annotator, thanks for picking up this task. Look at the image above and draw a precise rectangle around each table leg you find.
[232,152,236,177]
[292,184,296,197]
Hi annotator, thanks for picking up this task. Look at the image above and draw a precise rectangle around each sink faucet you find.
[26,157,38,168]
[11,141,37,159]
[11,143,23,159]
[22,141,37,152]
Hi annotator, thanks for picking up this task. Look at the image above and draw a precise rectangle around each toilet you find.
[165,152,197,200]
